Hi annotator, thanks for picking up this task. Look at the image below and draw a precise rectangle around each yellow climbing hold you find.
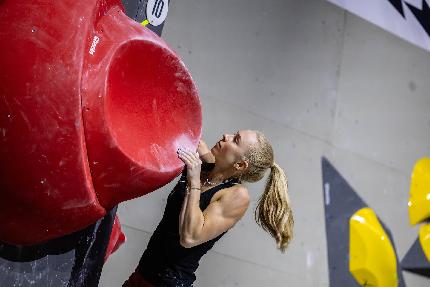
[408,158,430,225]
[349,207,398,287]
[419,223,430,263]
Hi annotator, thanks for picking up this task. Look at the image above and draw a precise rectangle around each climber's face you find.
[211,129,258,172]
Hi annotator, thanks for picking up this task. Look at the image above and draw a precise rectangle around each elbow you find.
[179,236,195,248]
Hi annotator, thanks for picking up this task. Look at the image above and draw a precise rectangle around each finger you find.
[178,153,192,166]
[191,149,201,161]
[191,150,201,161]
[183,158,192,166]
[177,151,184,158]
[180,148,196,158]
[188,151,201,164]
[178,149,194,163]
[177,150,190,161]
[177,152,186,163]
[182,148,200,160]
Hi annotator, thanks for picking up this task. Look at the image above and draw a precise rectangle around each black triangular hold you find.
[322,157,363,287]
[387,0,406,17]
[401,237,430,278]
[405,0,430,37]
[322,157,406,287]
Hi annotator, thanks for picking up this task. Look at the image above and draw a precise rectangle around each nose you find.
[222,133,232,142]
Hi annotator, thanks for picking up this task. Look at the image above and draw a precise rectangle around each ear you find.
[234,160,248,172]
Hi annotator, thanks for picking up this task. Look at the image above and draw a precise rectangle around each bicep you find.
[202,201,238,241]
[187,188,249,247]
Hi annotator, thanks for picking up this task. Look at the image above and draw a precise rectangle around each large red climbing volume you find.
[0,0,201,245]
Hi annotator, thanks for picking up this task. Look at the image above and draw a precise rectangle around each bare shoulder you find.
[213,183,250,207]
[220,184,250,222]
[229,184,250,202]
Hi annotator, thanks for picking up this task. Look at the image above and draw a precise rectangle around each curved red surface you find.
[0,0,201,245]
[104,215,126,262]
[82,7,201,209]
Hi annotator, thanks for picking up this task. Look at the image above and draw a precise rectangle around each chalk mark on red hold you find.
[89,35,100,55]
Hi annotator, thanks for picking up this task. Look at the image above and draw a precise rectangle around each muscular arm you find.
[197,139,215,163]
[179,187,188,232]
[179,184,250,248]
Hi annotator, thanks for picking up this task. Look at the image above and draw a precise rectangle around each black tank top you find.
[136,162,241,286]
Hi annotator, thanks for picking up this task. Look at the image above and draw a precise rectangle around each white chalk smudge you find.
[306,250,315,268]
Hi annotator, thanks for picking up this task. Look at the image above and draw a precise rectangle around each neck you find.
[205,163,237,183]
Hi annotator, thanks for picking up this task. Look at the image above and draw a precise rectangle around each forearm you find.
[179,189,188,229]
[179,179,204,243]
[197,140,215,163]
[200,152,215,163]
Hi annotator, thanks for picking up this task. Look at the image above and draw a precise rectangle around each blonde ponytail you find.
[254,162,293,253]
[240,131,294,253]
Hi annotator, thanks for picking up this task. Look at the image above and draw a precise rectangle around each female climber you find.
[122,129,294,287]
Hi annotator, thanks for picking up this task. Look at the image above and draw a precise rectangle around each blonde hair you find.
[240,131,294,253]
